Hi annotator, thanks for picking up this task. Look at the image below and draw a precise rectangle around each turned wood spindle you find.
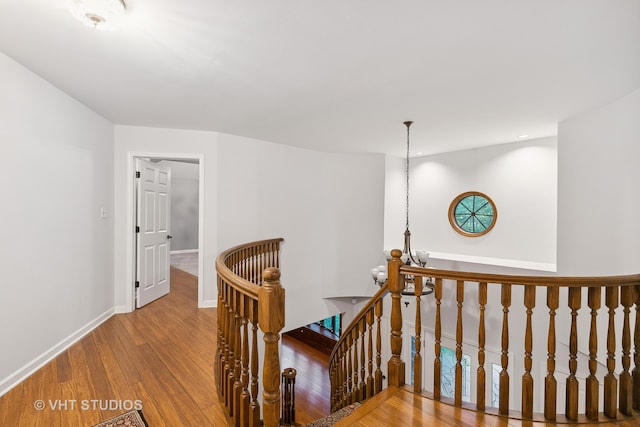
[477,282,487,411]
[586,286,601,420]
[522,285,536,419]
[499,283,511,416]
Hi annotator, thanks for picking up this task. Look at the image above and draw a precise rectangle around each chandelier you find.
[371,121,433,296]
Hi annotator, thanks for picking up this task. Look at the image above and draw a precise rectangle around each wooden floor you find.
[334,386,640,427]
[280,332,331,425]
[0,267,331,426]
[3,267,638,426]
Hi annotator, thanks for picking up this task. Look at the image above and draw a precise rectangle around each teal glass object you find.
[449,192,497,237]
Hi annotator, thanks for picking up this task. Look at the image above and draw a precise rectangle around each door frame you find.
[126,151,205,310]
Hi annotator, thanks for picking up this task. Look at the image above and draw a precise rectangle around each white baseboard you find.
[0,308,115,398]
[200,299,217,308]
[115,305,133,314]
[170,249,198,255]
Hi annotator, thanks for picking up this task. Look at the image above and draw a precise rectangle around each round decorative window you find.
[448,191,497,237]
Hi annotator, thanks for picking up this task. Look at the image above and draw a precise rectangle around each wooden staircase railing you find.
[329,248,640,423]
[215,238,284,427]
[329,283,389,412]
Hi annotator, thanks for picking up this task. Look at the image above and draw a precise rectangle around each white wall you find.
[557,87,640,275]
[217,133,385,331]
[0,52,114,395]
[385,137,558,271]
[555,87,640,396]
[387,88,640,413]
[159,160,199,251]
[113,126,218,309]
[114,128,385,330]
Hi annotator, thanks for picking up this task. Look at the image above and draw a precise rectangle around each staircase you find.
[329,249,640,424]
[215,239,640,426]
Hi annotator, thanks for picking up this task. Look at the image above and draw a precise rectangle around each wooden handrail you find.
[401,264,640,287]
[329,282,389,412]
[215,238,285,427]
[330,248,640,423]
[389,250,640,422]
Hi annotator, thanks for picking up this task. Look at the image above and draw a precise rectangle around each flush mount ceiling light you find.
[69,0,126,30]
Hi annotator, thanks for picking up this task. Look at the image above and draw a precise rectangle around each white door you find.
[136,159,172,308]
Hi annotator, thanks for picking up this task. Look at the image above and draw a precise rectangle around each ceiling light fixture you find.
[69,0,126,30]
[371,121,433,297]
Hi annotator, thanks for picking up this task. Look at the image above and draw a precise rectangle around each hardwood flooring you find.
[280,334,330,425]
[0,267,331,426]
[334,385,640,427]
[0,267,227,426]
[5,266,634,426]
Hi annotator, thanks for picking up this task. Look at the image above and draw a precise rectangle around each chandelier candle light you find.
[372,121,433,296]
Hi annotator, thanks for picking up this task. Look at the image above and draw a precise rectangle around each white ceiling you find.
[1,0,638,157]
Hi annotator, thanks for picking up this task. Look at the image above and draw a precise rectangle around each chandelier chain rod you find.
[405,121,412,231]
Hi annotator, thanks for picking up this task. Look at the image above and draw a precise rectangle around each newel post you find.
[387,249,406,387]
[259,267,285,427]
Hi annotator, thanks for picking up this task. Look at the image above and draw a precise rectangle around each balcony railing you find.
[330,248,640,423]
[215,238,284,427]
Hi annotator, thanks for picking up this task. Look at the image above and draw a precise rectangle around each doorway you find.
[128,152,205,310]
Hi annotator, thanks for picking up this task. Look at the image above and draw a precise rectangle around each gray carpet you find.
[170,252,198,276]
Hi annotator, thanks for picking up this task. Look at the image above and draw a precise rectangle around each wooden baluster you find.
[434,277,443,400]
[342,343,349,407]
[347,333,354,403]
[566,287,581,420]
[329,362,336,413]
[226,289,236,413]
[248,248,253,282]
[215,278,222,396]
[253,247,258,284]
[604,286,619,419]
[249,299,260,427]
[249,248,254,284]
[240,250,246,280]
[620,286,634,414]
[233,293,243,425]
[247,248,252,283]
[330,359,337,413]
[359,317,366,401]
[281,368,296,426]
[332,349,340,412]
[338,345,345,409]
[545,286,559,420]
[351,325,358,403]
[476,282,487,411]
[366,307,375,398]
[375,299,383,394]
[240,302,250,427]
[586,286,601,420]
[634,285,640,410]
[455,280,464,406]
[522,285,536,419]
[257,246,262,283]
[414,276,423,393]
[258,267,285,427]
[499,283,511,416]
[269,242,274,269]
[217,282,229,402]
[272,241,276,266]
[387,249,405,387]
